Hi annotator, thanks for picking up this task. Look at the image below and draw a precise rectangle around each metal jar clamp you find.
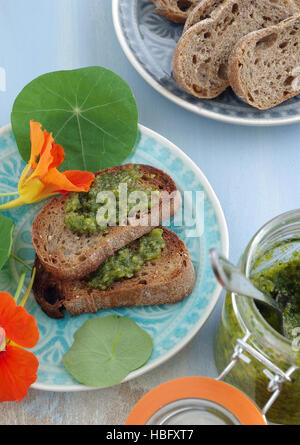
[217,331,298,422]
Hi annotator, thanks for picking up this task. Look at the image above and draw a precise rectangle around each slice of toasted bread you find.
[33,228,196,319]
[150,0,201,23]
[228,14,300,110]
[173,0,298,98]
[31,164,180,281]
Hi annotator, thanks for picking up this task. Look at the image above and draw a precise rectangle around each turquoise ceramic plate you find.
[0,124,228,391]
[113,0,300,126]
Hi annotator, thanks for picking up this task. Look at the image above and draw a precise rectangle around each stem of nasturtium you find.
[19,267,36,308]
[0,191,19,197]
[0,196,25,210]
[11,253,32,271]
[14,269,26,304]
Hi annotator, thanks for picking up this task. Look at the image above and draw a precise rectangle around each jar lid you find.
[126,377,266,425]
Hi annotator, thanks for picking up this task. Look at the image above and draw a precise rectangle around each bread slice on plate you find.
[150,0,201,23]
[173,0,298,98]
[182,0,299,31]
[228,14,300,110]
[33,227,196,319]
[183,0,225,32]
[31,164,181,281]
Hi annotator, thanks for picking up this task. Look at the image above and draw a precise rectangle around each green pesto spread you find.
[251,251,300,340]
[215,249,300,424]
[215,292,300,424]
[64,165,158,234]
[87,228,165,290]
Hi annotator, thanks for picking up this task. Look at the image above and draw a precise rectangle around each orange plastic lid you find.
[126,377,266,425]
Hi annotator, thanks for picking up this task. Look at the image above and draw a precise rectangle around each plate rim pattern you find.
[0,123,229,392]
[112,0,300,127]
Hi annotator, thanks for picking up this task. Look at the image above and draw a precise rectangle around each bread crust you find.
[150,0,201,23]
[227,35,249,102]
[228,14,300,109]
[31,164,181,281]
[33,228,196,319]
[184,0,300,32]
[183,0,225,32]
[173,0,298,99]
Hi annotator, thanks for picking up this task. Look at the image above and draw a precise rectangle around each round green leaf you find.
[0,215,14,271]
[63,315,153,387]
[11,67,139,171]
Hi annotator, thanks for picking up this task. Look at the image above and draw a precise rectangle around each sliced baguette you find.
[150,0,201,23]
[173,0,298,98]
[183,0,300,31]
[228,14,300,110]
[33,227,196,319]
[31,164,180,281]
[183,0,225,32]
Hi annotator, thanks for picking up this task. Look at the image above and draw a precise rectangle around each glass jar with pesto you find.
[215,210,300,425]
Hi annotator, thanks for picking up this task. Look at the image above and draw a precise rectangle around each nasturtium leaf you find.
[11,67,139,171]
[63,315,153,387]
[0,215,14,271]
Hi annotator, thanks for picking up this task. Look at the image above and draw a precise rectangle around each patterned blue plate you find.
[0,124,228,391]
[112,0,300,126]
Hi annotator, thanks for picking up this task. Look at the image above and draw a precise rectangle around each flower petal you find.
[19,177,47,204]
[0,292,39,348]
[43,169,95,193]
[0,345,38,402]
[13,121,95,208]
[18,163,33,192]
[29,121,44,167]
[62,170,95,190]
[32,131,55,180]
[49,144,65,170]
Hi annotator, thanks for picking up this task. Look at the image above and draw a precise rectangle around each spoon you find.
[209,248,282,314]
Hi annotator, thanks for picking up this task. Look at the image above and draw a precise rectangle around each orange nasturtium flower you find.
[0,291,39,402]
[0,120,95,209]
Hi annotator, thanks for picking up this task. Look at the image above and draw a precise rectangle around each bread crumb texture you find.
[173,0,298,98]
[229,14,300,109]
[150,0,201,22]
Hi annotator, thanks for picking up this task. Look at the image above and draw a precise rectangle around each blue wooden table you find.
[0,0,299,425]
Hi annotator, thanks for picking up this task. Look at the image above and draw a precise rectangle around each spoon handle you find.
[210,249,281,313]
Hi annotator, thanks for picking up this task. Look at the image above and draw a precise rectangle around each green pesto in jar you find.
[214,294,300,424]
[215,249,300,424]
[87,228,165,290]
[251,251,300,340]
[64,165,158,234]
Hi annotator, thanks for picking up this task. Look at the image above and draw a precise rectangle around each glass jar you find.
[126,377,266,425]
[214,209,300,425]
